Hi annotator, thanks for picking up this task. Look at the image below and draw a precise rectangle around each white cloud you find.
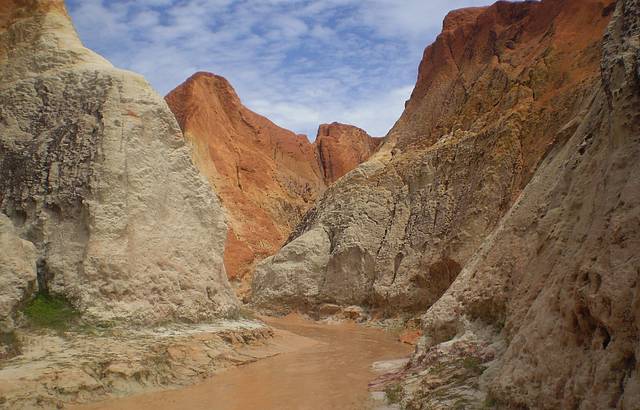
[66,0,497,138]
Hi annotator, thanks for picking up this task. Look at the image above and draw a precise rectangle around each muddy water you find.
[76,315,412,410]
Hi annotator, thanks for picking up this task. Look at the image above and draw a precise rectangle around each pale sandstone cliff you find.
[0,215,37,332]
[165,73,380,291]
[252,0,615,314]
[0,0,238,325]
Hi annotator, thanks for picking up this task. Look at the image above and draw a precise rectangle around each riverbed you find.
[73,314,412,410]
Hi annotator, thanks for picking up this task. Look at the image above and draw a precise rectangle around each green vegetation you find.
[384,383,405,404]
[23,293,80,332]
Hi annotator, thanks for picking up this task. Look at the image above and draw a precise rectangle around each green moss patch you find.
[23,293,80,332]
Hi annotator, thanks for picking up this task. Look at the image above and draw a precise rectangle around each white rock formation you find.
[0,0,238,324]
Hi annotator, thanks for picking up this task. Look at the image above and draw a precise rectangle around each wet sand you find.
[73,315,412,410]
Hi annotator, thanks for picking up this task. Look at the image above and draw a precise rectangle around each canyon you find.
[253,0,615,314]
[165,74,381,295]
[0,0,639,409]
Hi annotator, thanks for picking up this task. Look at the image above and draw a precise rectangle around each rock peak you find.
[316,122,371,138]
[441,6,486,32]
[314,123,382,184]
[0,0,111,81]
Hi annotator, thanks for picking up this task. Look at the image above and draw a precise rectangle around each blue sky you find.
[66,0,491,138]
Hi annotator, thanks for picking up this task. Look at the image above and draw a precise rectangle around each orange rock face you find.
[165,73,379,293]
[316,123,382,184]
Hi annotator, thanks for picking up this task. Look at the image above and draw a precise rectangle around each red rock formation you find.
[165,73,379,294]
[315,122,382,184]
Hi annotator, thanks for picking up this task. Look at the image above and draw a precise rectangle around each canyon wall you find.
[252,0,615,314]
[0,0,238,325]
[166,74,380,293]
[405,0,640,407]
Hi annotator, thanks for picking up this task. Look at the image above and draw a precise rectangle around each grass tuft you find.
[483,393,498,408]
[23,293,80,332]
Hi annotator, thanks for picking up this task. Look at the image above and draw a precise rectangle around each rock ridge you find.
[400,0,640,407]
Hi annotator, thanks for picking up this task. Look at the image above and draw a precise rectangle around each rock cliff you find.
[0,0,238,325]
[165,73,380,292]
[397,0,640,408]
[252,0,615,314]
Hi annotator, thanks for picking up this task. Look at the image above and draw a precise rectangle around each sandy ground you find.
[72,314,412,410]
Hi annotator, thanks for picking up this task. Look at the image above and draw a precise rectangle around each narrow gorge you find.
[0,0,638,409]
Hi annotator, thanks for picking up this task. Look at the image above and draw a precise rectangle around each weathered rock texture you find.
[165,74,380,290]
[253,0,615,314]
[0,0,238,324]
[0,215,37,331]
[401,0,640,408]
[315,122,382,184]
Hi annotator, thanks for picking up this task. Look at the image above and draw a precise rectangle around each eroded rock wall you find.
[0,0,238,324]
[252,0,614,314]
[405,1,640,408]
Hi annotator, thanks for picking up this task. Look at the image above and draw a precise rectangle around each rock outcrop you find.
[165,73,380,292]
[252,0,615,314]
[402,0,640,408]
[0,0,238,324]
[0,215,37,331]
[315,122,382,184]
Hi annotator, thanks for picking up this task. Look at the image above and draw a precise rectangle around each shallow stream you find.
[75,314,412,410]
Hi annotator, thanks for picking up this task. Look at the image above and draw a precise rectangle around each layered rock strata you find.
[0,0,238,324]
[253,0,615,314]
[166,74,380,289]
[402,0,640,407]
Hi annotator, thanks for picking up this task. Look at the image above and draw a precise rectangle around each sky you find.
[66,0,492,139]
